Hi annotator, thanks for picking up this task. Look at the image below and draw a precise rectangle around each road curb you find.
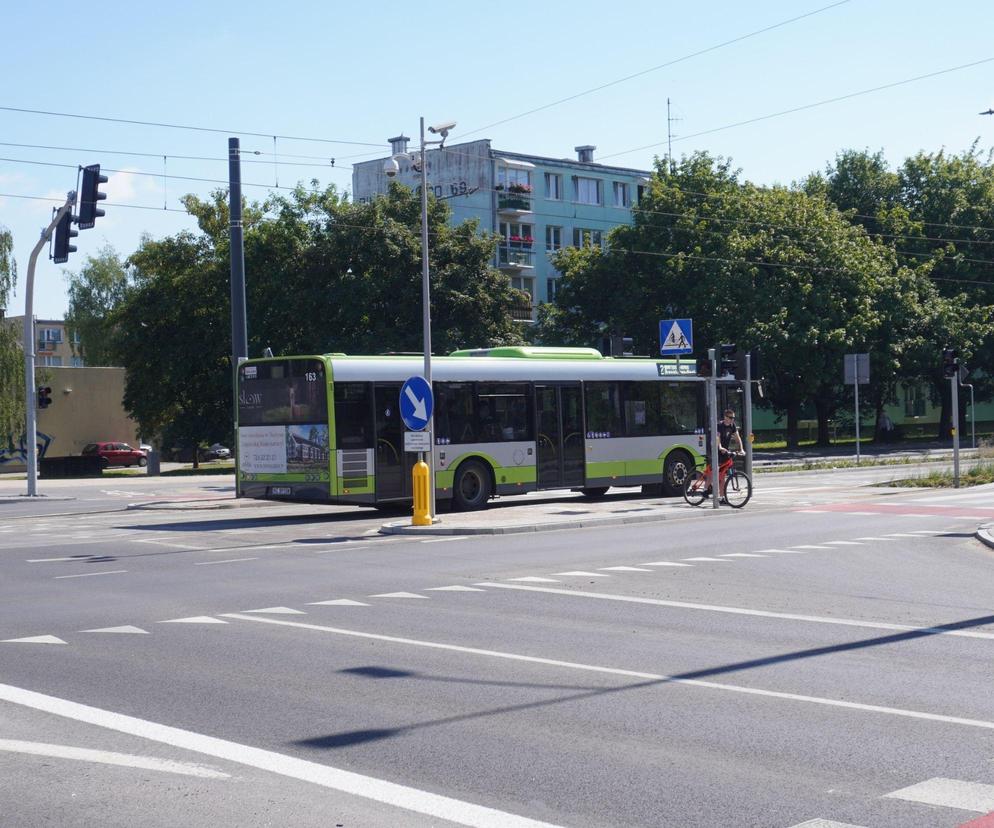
[378,509,728,536]
[976,523,994,550]
[126,498,262,512]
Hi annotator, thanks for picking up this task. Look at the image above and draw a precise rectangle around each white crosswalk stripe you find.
[884,777,994,812]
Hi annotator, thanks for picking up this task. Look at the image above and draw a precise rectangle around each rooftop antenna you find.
[666,98,682,174]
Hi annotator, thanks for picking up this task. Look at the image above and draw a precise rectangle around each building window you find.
[545,226,563,252]
[546,278,560,301]
[574,177,601,205]
[510,275,534,299]
[499,222,534,246]
[71,356,85,368]
[39,327,63,343]
[637,184,646,203]
[572,228,603,248]
[613,182,630,207]
[904,385,926,418]
[42,356,63,367]
[545,173,562,200]
[497,167,532,191]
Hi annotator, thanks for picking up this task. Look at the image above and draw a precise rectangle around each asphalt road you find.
[2,472,994,827]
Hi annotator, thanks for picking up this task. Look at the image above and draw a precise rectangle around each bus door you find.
[373,384,413,500]
[535,383,585,489]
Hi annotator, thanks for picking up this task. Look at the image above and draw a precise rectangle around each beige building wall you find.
[36,366,140,456]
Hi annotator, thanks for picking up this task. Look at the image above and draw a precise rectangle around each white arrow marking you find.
[404,386,428,421]
[240,607,305,615]
[159,616,228,625]
[307,599,370,606]
[2,635,67,644]
[369,592,429,599]
[82,626,149,635]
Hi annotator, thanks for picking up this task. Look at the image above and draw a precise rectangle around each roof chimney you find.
[388,135,410,156]
[575,145,596,163]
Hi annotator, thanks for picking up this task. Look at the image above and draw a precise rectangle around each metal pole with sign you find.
[743,352,753,479]
[951,374,960,488]
[844,354,870,464]
[708,348,719,509]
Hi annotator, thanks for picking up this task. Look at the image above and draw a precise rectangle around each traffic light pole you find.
[708,349,719,510]
[24,193,75,497]
[951,375,960,488]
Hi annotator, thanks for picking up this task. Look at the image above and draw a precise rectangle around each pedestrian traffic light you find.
[942,347,959,378]
[37,387,52,409]
[78,164,107,229]
[695,354,712,377]
[52,212,77,263]
[719,343,737,377]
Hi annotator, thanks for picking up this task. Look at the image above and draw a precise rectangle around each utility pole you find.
[228,137,248,364]
[666,98,679,174]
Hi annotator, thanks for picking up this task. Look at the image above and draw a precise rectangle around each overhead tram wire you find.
[598,55,994,163]
[455,0,852,139]
[0,104,384,147]
[5,189,992,290]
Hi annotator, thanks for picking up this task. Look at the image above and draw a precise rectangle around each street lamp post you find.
[384,118,456,521]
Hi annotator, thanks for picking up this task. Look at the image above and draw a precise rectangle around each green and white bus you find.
[235,346,707,510]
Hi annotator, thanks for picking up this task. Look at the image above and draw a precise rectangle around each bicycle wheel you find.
[683,470,710,506]
[722,469,752,508]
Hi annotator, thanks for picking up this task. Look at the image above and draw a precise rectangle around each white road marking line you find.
[54,570,127,580]
[314,545,371,554]
[159,617,228,625]
[1,635,66,644]
[479,583,994,641]
[27,556,93,563]
[554,571,612,577]
[0,739,230,779]
[909,529,945,534]
[308,599,370,606]
[788,820,867,828]
[597,566,653,572]
[792,545,833,550]
[897,513,933,518]
[194,558,259,566]
[719,553,768,558]
[81,626,149,635]
[221,614,994,734]
[681,557,731,562]
[843,512,879,516]
[421,536,469,543]
[853,537,893,541]
[133,540,207,550]
[506,577,561,583]
[884,777,994,812]
[369,592,429,599]
[639,561,693,567]
[241,607,306,615]
[885,533,921,538]
[0,681,561,828]
[824,541,863,546]
[753,549,807,554]
[424,586,486,592]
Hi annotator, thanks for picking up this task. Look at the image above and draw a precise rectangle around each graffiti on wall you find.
[0,432,53,466]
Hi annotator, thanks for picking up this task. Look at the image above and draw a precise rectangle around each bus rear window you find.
[238,359,328,425]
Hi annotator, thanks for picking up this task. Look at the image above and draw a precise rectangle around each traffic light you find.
[37,387,52,409]
[695,354,712,377]
[601,335,634,357]
[52,212,78,263]
[78,164,107,229]
[736,349,760,380]
[719,343,737,377]
[942,347,959,378]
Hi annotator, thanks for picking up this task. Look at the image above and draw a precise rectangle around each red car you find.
[82,442,148,468]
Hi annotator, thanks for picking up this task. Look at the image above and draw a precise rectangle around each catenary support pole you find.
[24,194,75,497]
[419,117,436,521]
[228,138,248,363]
[854,363,861,465]
[743,352,753,479]
[708,350,719,509]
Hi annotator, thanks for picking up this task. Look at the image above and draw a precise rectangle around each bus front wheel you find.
[452,460,493,511]
[662,450,693,497]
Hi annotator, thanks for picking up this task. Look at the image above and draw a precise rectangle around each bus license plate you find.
[270,486,292,496]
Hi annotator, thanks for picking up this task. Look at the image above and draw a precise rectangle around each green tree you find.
[0,223,23,448]
[64,246,130,366]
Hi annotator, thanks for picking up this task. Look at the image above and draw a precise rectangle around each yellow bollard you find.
[412,459,432,526]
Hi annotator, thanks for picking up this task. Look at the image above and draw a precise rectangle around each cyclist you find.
[709,409,744,492]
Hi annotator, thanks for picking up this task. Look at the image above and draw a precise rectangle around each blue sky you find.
[2,0,993,319]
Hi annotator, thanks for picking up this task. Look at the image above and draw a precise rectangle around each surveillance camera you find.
[383,157,400,178]
[428,121,457,135]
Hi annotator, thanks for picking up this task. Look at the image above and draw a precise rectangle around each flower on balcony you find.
[507,183,532,194]
[495,183,505,191]
[509,235,534,248]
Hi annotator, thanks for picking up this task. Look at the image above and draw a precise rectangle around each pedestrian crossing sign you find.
[659,319,693,355]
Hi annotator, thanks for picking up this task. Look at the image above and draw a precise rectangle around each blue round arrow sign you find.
[400,376,434,431]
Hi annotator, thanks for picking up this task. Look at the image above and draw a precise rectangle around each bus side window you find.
[334,382,373,449]
[437,383,476,443]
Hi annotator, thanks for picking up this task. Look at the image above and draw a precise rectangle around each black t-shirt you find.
[717,420,739,452]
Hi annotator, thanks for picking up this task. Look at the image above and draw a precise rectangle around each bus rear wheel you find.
[452,460,493,511]
[662,450,693,497]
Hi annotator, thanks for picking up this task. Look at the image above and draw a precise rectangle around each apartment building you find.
[5,316,84,367]
[353,139,651,319]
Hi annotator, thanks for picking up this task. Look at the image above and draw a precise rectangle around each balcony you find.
[495,184,533,214]
[498,245,535,270]
[510,297,534,322]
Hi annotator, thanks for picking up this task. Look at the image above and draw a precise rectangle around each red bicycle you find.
[683,452,751,508]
